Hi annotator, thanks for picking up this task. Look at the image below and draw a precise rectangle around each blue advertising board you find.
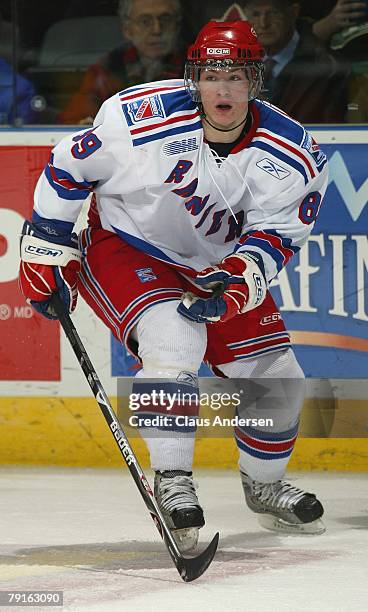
[112,128,368,378]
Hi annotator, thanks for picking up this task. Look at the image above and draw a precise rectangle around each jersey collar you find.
[230,102,260,153]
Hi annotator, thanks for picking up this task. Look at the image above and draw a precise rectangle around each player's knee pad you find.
[132,300,207,376]
[131,301,204,473]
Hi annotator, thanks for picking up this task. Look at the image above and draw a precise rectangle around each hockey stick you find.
[51,292,219,582]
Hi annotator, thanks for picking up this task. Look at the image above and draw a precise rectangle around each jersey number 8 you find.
[298,191,321,225]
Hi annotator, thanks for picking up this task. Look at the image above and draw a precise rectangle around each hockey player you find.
[19,20,327,551]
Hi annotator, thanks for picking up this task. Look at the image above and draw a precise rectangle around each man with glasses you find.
[60,0,183,124]
[244,0,351,123]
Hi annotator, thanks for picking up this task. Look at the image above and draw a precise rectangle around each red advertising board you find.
[0,146,60,380]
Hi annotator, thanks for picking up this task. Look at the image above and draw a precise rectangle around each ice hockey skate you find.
[241,471,325,535]
[154,470,205,553]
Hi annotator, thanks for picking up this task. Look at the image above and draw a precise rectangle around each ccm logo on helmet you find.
[206,47,231,55]
[25,245,63,257]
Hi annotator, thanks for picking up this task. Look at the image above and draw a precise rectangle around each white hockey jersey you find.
[33,79,328,283]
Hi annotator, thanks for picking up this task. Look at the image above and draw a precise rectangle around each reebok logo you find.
[256,158,291,180]
[176,371,198,387]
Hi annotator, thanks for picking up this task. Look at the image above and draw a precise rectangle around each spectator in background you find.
[330,9,368,123]
[243,0,351,123]
[297,0,368,123]
[308,0,367,44]
[59,0,184,125]
[0,9,36,125]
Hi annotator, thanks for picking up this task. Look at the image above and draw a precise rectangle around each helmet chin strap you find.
[200,108,248,133]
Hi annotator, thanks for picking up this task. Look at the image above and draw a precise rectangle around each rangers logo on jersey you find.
[135,267,157,283]
[301,132,326,167]
[126,94,166,124]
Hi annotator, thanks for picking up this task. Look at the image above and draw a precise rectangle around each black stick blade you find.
[174,532,219,582]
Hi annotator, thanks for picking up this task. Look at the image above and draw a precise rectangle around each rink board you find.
[0,128,368,471]
[0,397,367,471]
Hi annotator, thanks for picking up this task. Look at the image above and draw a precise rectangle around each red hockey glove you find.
[178,253,267,323]
[19,220,81,320]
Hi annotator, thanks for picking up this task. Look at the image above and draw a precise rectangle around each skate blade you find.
[258,514,326,535]
[172,527,199,553]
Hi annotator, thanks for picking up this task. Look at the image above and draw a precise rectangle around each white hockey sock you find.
[219,349,305,483]
[236,424,299,483]
[134,369,198,473]
[131,301,206,473]
[141,430,196,473]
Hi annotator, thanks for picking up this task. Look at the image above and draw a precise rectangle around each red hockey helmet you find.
[185,20,265,103]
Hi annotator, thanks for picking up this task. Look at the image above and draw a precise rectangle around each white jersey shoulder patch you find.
[118,79,202,148]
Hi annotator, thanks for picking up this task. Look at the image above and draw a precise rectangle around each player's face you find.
[199,68,249,130]
[122,0,180,60]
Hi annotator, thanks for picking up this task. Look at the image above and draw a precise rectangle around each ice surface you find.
[0,468,367,612]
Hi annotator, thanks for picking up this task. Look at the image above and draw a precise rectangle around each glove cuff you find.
[223,253,267,312]
[222,252,262,273]
[21,234,81,266]
[21,220,81,267]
